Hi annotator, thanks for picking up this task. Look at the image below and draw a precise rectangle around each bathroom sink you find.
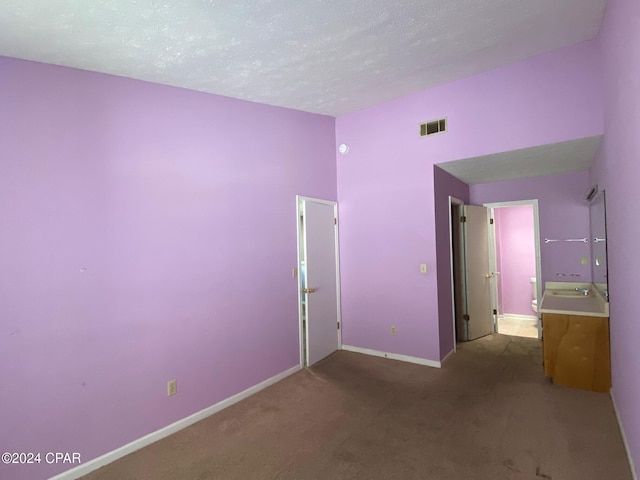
[549,290,590,298]
[540,285,608,317]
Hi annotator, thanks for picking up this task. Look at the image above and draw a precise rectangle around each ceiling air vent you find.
[420,118,447,137]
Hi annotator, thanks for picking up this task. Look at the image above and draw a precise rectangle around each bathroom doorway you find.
[485,200,542,339]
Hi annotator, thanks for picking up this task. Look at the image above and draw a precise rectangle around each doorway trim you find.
[295,195,342,368]
[483,199,542,339]
[448,195,465,352]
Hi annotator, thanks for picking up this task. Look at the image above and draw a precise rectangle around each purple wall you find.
[433,166,470,358]
[494,205,536,316]
[0,56,336,479]
[471,172,592,285]
[337,41,602,361]
[3,13,633,477]
[592,0,640,475]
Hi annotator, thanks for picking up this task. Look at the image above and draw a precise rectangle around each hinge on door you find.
[493,309,497,315]
[490,218,494,225]
[460,216,467,223]
[463,314,470,321]
[337,322,340,330]
[334,218,337,225]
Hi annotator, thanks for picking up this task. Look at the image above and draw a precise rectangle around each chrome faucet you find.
[575,287,590,296]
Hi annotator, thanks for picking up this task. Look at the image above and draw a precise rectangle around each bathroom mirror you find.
[589,188,609,298]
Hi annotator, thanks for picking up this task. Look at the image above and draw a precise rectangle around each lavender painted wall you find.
[433,166,469,358]
[471,172,592,286]
[494,205,536,316]
[0,56,336,479]
[591,0,640,475]
[337,41,602,361]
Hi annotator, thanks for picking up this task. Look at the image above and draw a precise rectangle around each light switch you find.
[581,256,588,265]
[420,264,427,274]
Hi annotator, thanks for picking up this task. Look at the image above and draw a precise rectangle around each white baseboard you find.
[49,365,301,480]
[341,345,441,368]
[440,348,455,366]
[499,313,538,322]
[611,391,638,480]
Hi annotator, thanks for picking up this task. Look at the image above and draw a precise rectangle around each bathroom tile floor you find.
[498,316,539,339]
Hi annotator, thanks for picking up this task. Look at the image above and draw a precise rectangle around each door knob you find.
[485,274,492,279]
[302,288,316,293]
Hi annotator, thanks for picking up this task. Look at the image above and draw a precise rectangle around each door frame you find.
[483,199,542,339]
[296,195,343,367]
[448,196,466,350]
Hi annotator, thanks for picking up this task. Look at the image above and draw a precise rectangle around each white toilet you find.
[530,277,538,313]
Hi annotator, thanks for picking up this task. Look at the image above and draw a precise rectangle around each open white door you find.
[301,198,340,366]
[463,205,493,340]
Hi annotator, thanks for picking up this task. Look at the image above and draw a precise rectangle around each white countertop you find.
[539,282,609,318]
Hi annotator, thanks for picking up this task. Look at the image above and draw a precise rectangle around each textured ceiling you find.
[436,136,602,185]
[0,0,606,116]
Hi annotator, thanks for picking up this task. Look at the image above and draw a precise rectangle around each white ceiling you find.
[0,0,606,116]
[436,136,602,185]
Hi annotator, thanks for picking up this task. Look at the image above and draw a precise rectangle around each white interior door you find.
[463,205,493,340]
[487,207,500,320]
[302,199,340,366]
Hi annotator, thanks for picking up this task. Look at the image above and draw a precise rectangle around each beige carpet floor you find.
[81,334,632,480]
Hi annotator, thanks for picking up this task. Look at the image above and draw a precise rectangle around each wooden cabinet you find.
[542,313,611,392]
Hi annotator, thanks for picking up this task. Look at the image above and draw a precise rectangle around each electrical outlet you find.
[581,256,588,265]
[167,380,177,396]
[391,326,397,335]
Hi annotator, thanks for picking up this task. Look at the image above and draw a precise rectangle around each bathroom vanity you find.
[540,282,610,392]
